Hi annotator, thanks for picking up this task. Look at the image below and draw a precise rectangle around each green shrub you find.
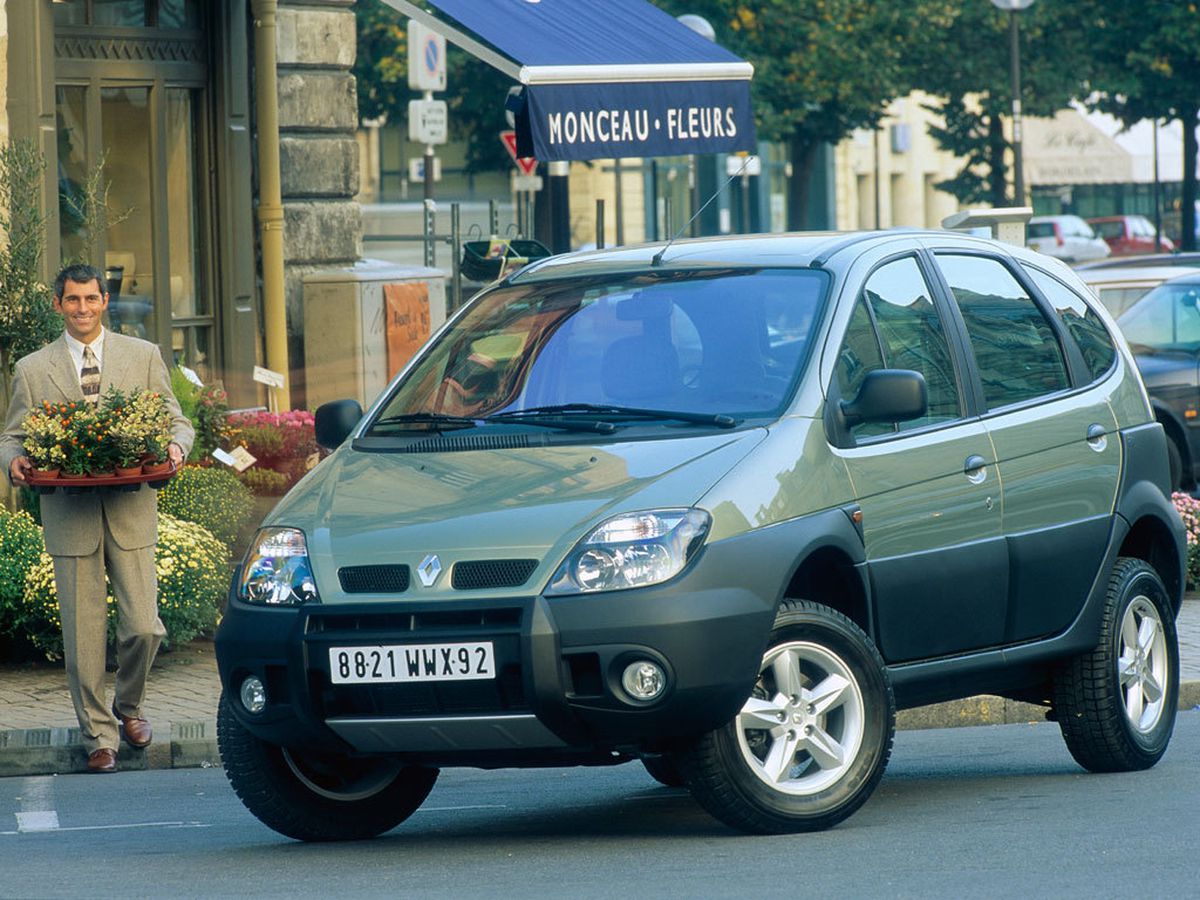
[0,508,48,639]
[235,466,290,496]
[19,512,229,660]
[157,464,254,546]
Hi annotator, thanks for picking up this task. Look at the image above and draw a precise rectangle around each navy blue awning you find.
[384,0,756,162]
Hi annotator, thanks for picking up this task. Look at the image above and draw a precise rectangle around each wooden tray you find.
[26,461,177,494]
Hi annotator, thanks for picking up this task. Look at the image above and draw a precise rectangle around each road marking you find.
[2,821,209,837]
[15,777,58,833]
[416,804,508,812]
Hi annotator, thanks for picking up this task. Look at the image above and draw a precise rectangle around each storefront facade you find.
[4,0,361,409]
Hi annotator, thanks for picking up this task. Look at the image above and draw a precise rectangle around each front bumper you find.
[216,532,785,766]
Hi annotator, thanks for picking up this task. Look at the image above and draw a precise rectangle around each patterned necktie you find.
[81,345,101,404]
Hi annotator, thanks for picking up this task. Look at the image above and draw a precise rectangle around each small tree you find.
[0,141,62,420]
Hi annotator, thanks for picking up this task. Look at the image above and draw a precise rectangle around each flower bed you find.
[225,409,317,495]
[1171,491,1200,589]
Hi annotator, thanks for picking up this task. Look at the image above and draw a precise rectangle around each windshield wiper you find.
[488,404,739,429]
[372,411,616,434]
[370,412,478,431]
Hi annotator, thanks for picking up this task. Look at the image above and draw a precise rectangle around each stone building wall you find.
[274,0,361,400]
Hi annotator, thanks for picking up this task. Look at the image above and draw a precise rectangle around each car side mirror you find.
[314,399,364,450]
[840,369,927,428]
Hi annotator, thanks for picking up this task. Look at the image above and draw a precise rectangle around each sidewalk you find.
[2,600,1198,778]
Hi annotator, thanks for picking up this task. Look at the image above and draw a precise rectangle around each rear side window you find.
[835,256,961,438]
[1025,268,1117,381]
[937,254,1070,410]
[1027,222,1055,239]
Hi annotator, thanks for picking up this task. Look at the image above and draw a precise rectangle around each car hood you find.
[265,430,766,600]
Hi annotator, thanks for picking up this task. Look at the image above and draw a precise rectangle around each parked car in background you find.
[214,228,1183,842]
[1078,265,1200,317]
[1117,271,1200,489]
[1077,251,1200,271]
[1027,215,1111,264]
[1087,215,1175,256]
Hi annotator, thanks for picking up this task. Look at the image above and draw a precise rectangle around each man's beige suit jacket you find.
[0,332,195,557]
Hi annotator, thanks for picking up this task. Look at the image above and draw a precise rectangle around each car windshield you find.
[1117,281,1200,352]
[367,267,828,434]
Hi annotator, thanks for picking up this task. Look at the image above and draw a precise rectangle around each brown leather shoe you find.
[87,748,117,773]
[112,704,152,749]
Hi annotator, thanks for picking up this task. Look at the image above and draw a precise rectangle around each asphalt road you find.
[2,712,1197,899]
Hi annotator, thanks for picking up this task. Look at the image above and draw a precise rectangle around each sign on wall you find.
[384,282,432,379]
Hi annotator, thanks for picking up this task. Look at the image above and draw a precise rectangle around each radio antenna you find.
[652,155,754,267]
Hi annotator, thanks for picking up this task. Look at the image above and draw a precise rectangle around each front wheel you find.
[217,694,438,841]
[678,600,895,834]
[1053,558,1179,773]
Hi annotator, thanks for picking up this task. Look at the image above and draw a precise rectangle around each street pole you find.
[1009,9,1024,206]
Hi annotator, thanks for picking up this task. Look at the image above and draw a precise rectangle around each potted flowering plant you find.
[101,387,151,475]
[20,402,70,476]
[130,390,174,474]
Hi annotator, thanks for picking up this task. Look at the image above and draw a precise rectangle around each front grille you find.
[307,606,523,635]
[338,565,410,594]
[452,559,538,590]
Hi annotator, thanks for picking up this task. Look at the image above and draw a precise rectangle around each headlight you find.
[547,509,710,595]
[238,527,320,606]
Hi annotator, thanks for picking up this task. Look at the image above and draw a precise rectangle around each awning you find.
[383,0,757,162]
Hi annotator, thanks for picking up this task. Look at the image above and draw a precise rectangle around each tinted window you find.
[371,268,828,430]
[938,254,1070,409]
[1027,222,1055,239]
[1118,281,1200,352]
[1093,220,1123,240]
[1026,268,1117,381]
[836,256,960,437]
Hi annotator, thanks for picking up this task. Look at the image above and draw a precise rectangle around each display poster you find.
[384,282,431,380]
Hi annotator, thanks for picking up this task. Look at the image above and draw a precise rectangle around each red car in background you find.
[1088,214,1175,256]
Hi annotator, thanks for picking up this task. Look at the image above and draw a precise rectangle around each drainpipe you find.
[250,0,291,409]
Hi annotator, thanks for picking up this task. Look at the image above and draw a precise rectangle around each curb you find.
[0,720,219,779]
[1,683,1196,778]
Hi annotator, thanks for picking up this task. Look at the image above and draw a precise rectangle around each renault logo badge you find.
[417,554,442,587]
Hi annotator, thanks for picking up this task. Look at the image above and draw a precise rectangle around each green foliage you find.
[1075,1,1200,249]
[0,140,62,415]
[0,508,46,640]
[18,512,228,660]
[157,464,254,546]
[235,466,289,497]
[169,368,229,461]
[354,0,511,173]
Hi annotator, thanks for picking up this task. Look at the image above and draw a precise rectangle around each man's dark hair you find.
[54,263,106,299]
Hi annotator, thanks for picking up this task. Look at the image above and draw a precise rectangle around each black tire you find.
[1053,558,1179,773]
[641,755,686,788]
[1165,435,1184,491]
[217,694,438,841]
[677,600,895,834]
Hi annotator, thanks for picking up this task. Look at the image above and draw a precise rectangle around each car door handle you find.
[964,454,988,485]
[1086,423,1108,452]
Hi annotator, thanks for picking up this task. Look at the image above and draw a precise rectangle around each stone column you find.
[274,0,360,407]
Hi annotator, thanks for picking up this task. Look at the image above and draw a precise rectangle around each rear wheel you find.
[1053,558,1179,772]
[217,694,438,841]
[678,600,894,834]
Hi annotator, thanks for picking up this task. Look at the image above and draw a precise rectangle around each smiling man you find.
[0,263,193,773]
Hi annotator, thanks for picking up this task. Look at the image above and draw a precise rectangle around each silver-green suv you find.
[216,230,1184,841]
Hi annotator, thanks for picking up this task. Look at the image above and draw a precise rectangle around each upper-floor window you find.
[937,254,1070,410]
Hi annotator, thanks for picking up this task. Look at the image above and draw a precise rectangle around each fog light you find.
[621,661,666,702]
[240,676,267,714]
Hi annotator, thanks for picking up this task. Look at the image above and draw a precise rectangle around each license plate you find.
[328,642,495,685]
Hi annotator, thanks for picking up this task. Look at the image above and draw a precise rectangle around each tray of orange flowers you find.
[21,388,178,493]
